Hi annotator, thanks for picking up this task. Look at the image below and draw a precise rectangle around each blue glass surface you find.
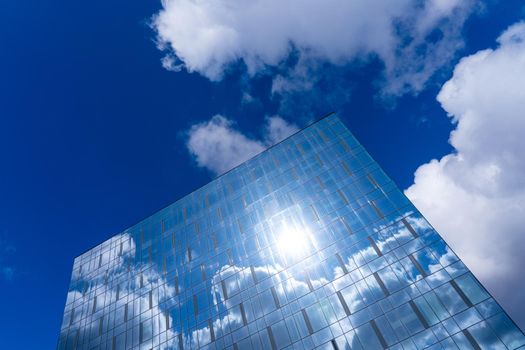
[57,114,525,349]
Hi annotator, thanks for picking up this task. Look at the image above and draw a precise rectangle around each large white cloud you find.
[187,115,298,175]
[153,0,476,96]
[405,21,525,328]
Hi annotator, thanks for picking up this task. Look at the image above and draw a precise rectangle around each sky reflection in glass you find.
[57,114,524,350]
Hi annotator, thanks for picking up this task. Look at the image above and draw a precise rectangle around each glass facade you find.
[57,114,525,350]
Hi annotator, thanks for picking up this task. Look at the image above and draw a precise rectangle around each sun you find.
[276,225,310,258]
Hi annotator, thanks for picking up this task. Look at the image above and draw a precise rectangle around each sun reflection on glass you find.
[276,225,310,258]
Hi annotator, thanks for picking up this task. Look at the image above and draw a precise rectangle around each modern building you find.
[57,114,525,350]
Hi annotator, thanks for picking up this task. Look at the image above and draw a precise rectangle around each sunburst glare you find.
[276,224,311,258]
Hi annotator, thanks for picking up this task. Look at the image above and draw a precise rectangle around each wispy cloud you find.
[1,267,15,281]
[405,21,525,328]
[0,236,16,282]
[186,115,299,175]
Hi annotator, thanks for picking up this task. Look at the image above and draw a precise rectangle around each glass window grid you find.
[58,115,525,350]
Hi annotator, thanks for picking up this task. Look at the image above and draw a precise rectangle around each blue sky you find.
[1,0,525,348]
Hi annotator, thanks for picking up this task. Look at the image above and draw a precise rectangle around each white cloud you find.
[186,116,265,175]
[240,92,255,105]
[152,0,476,95]
[405,21,525,328]
[264,115,299,144]
[161,54,184,72]
[187,115,298,175]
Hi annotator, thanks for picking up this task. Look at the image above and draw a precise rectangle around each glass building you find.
[58,114,525,350]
